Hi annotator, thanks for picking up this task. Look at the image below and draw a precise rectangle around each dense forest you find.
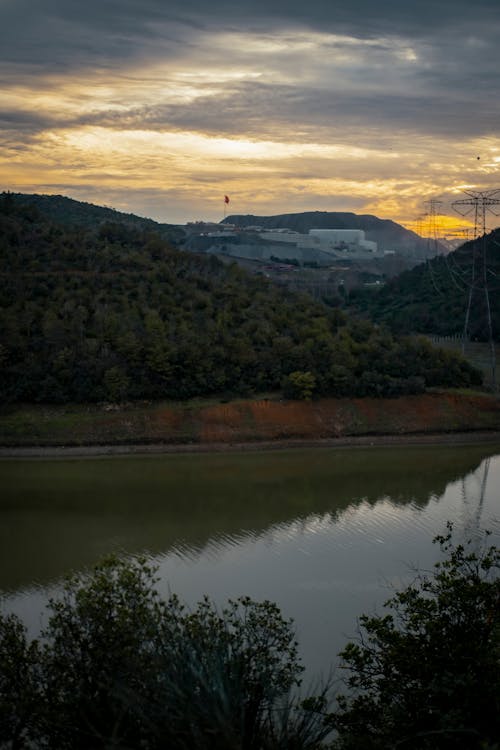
[348,230,500,340]
[0,193,481,404]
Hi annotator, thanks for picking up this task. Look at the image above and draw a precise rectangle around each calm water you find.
[1,443,500,677]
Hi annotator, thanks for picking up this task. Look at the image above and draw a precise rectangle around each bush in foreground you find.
[0,528,498,749]
[0,558,329,749]
[331,525,500,749]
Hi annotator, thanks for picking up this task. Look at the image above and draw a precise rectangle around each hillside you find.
[223,211,432,257]
[349,229,500,341]
[0,193,481,404]
[7,192,185,245]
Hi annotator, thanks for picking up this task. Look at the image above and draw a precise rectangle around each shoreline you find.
[2,430,500,459]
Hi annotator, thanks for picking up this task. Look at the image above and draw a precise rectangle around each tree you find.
[283,371,317,400]
[103,366,130,402]
[0,614,43,749]
[0,557,329,749]
[331,526,500,750]
[1,530,498,749]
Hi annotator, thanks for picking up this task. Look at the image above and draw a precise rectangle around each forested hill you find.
[223,211,431,257]
[349,229,500,341]
[7,192,185,245]
[0,194,480,404]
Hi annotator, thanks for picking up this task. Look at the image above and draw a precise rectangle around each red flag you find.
[224,195,230,204]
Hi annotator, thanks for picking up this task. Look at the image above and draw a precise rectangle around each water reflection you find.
[148,453,500,674]
[1,445,499,674]
[1,444,499,591]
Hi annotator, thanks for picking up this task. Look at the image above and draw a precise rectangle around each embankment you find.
[1,391,499,456]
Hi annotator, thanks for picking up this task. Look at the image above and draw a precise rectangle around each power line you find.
[423,200,447,296]
[452,189,500,390]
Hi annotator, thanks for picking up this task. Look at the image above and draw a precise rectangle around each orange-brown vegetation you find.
[1,392,498,448]
[198,403,249,442]
[248,400,324,440]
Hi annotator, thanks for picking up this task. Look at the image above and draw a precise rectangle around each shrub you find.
[1,528,498,749]
[0,557,330,750]
[331,526,500,749]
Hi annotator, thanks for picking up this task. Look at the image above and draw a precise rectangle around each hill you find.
[348,229,500,341]
[7,192,185,245]
[0,193,481,404]
[223,211,432,257]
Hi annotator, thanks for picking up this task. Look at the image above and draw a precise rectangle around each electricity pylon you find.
[424,199,443,257]
[452,189,500,390]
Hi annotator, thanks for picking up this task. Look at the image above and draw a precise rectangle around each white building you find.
[308,229,378,253]
[258,228,378,256]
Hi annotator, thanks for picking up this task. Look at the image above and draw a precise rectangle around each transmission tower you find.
[452,189,500,237]
[424,199,443,257]
[452,189,500,390]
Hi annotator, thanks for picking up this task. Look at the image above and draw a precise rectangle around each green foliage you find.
[0,557,330,750]
[332,526,500,750]
[283,371,317,400]
[103,366,130,401]
[0,195,482,405]
[348,231,500,341]
[0,614,43,748]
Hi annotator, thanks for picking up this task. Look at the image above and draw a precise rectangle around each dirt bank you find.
[1,391,499,458]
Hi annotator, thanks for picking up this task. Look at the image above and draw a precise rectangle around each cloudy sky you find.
[1,0,499,230]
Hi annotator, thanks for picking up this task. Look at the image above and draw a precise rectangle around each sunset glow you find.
[1,2,499,228]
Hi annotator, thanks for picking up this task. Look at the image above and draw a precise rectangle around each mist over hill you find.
[223,211,433,257]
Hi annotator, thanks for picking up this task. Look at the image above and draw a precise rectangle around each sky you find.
[1,0,500,232]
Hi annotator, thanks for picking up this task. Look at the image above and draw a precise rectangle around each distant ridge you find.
[223,211,432,257]
[8,192,185,244]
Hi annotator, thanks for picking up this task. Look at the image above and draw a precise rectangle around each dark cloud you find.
[0,110,53,131]
[61,75,497,143]
[1,0,499,71]
[2,0,498,142]
[0,1,497,129]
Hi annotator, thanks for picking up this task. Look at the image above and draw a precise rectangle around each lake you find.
[1,442,499,679]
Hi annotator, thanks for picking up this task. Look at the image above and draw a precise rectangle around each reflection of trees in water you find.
[327,450,484,509]
[0,446,497,591]
[178,454,497,563]
[153,450,498,570]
